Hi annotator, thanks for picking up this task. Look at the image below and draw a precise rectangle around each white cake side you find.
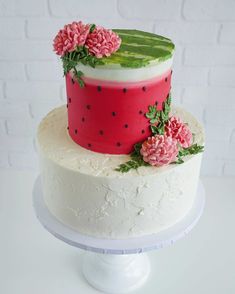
[37,105,204,239]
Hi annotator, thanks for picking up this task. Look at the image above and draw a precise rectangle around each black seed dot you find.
[116,142,121,147]
[86,105,91,110]
[112,112,116,116]
[66,104,68,108]
[67,126,69,130]
[139,110,143,115]
[123,88,127,93]
[82,117,85,122]
[75,129,78,134]
[71,78,75,84]
[99,130,104,135]
[171,70,173,75]
[97,85,102,92]
[88,143,91,147]
[142,86,146,92]
[155,101,158,106]
[165,77,168,82]
[141,129,145,134]
[124,124,128,128]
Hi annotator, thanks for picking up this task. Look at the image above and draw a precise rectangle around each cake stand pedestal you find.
[33,177,205,294]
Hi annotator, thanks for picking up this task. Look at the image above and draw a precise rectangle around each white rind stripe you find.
[76,57,173,82]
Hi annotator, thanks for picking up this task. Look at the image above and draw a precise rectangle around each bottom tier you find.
[37,105,204,239]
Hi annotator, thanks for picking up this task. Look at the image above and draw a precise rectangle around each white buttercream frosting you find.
[37,105,205,239]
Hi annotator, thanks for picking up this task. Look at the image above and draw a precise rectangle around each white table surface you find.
[0,170,235,294]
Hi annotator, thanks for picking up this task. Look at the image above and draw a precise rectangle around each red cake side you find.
[66,70,172,154]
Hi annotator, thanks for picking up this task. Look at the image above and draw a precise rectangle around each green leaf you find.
[76,70,83,78]
[150,118,158,124]
[174,143,204,164]
[89,24,96,33]
[115,142,149,173]
[78,78,85,88]
[145,93,172,136]
[146,113,155,119]
[146,105,157,119]
[150,125,158,134]
[83,46,89,55]
[174,157,184,164]
[60,43,101,87]
[115,158,148,173]
[80,58,87,65]
[88,59,96,68]
[131,143,143,161]
[133,142,142,154]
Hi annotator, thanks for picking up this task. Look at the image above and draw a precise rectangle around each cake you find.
[37,22,204,239]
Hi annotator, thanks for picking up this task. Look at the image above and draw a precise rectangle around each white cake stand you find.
[33,177,205,294]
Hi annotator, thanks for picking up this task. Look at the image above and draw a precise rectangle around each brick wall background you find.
[0,0,235,175]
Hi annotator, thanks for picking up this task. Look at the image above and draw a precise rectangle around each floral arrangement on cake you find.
[53,21,121,87]
[53,21,203,173]
[116,95,204,172]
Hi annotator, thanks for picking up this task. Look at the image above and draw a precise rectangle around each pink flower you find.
[165,116,192,148]
[53,21,91,56]
[85,26,121,58]
[140,135,178,167]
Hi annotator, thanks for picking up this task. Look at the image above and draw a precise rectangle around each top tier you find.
[74,29,174,82]
[60,27,175,154]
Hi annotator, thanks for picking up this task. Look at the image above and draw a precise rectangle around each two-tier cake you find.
[37,22,204,239]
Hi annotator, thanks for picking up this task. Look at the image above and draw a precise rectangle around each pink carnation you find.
[140,135,178,167]
[85,26,121,58]
[165,116,192,148]
[53,21,91,56]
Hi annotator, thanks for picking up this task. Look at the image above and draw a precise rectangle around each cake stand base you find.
[33,177,205,294]
[83,252,150,294]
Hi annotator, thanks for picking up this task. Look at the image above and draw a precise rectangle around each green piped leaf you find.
[61,45,102,88]
[146,105,157,119]
[146,94,171,136]
[150,118,159,124]
[115,143,149,173]
[175,144,204,164]
[150,125,158,134]
[89,24,96,33]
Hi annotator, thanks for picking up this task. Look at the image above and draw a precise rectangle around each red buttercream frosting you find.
[66,71,172,154]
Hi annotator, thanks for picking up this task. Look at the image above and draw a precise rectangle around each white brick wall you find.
[0,0,234,176]
[118,0,182,20]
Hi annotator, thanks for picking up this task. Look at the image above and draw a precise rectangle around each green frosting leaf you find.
[61,46,103,87]
[174,144,204,164]
[89,24,96,33]
[115,143,149,173]
[146,94,171,135]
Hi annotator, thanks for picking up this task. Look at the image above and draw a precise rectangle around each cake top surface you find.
[99,29,175,68]
[37,105,204,179]
[53,22,175,71]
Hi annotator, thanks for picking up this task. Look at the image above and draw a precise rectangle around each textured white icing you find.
[37,105,205,239]
[75,57,173,82]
